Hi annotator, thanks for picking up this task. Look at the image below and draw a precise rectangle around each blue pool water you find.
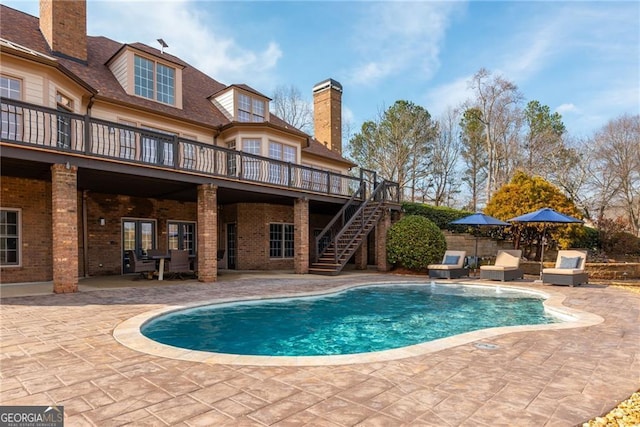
[141,284,560,356]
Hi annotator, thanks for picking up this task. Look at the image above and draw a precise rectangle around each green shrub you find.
[568,226,601,251]
[387,215,446,271]
[603,231,640,256]
[402,202,472,231]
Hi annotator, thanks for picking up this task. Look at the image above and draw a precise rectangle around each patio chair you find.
[166,249,192,279]
[480,250,523,282]
[542,250,588,287]
[145,248,165,258]
[428,250,469,279]
[126,250,156,279]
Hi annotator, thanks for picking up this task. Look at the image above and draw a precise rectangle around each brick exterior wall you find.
[197,184,217,282]
[0,176,52,283]
[85,193,197,276]
[313,83,342,154]
[236,203,294,270]
[51,164,78,293]
[39,0,87,61]
[294,198,309,274]
[376,209,391,272]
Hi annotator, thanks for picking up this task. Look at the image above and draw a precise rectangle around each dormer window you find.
[134,55,175,105]
[238,93,265,122]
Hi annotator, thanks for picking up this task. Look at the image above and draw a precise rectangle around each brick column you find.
[51,163,78,293]
[354,242,368,270]
[376,209,391,272]
[294,198,309,274]
[197,184,217,282]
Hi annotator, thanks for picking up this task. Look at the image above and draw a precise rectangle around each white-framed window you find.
[242,138,261,180]
[168,221,196,255]
[141,125,174,166]
[56,92,73,149]
[134,55,175,105]
[268,141,296,185]
[237,93,266,122]
[1,75,22,140]
[0,208,21,266]
[269,223,294,258]
[227,140,237,176]
[118,119,136,160]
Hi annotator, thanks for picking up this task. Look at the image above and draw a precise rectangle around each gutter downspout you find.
[82,95,95,277]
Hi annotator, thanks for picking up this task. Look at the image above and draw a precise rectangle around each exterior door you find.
[226,223,237,270]
[122,219,156,273]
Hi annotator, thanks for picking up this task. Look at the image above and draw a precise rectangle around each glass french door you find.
[122,219,156,273]
[226,223,237,270]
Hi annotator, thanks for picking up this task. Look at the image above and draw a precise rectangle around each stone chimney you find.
[313,78,343,155]
[39,0,87,62]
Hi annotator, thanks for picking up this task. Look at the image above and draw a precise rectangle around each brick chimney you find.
[313,78,343,155]
[39,0,87,62]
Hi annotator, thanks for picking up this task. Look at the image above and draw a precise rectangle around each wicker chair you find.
[542,250,588,286]
[480,250,523,282]
[126,250,156,279]
[428,250,469,279]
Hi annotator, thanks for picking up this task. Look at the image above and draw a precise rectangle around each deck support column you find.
[354,242,367,270]
[376,209,391,272]
[197,183,217,282]
[294,197,309,274]
[51,163,79,293]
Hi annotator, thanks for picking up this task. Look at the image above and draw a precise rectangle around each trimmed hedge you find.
[402,202,473,231]
[387,215,446,271]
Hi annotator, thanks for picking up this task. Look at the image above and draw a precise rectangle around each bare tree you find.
[417,108,461,206]
[270,84,313,134]
[547,135,593,220]
[592,114,640,234]
[467,68,523,201]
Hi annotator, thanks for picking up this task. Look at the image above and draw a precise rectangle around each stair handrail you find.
[314,182,365,262]
[330,181,389,265]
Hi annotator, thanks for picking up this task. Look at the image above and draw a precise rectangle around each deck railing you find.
[0,98,388,199]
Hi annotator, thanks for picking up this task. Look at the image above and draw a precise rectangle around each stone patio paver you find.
[1,272,639,426]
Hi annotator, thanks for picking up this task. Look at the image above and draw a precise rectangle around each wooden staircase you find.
[309,181,391,276]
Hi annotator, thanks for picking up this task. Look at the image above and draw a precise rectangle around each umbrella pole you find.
[474,233,479,276]
[539,223,546,281]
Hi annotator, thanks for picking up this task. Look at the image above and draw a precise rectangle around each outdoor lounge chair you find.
[126,250,156,279]
[166,249,191,279]
[542,249,588,286]
[480,249,523,281]
[428,250,469,279]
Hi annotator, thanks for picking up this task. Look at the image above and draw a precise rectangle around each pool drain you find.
[474,342,499,350]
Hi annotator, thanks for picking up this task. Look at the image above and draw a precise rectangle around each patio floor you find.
[1,272,639,426]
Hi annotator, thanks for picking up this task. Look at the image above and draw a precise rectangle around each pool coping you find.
[113,279,604,366]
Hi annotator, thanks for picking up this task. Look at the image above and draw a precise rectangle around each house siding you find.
[108,52,129,93]
[0,176,53,283]
[212,90,234,121]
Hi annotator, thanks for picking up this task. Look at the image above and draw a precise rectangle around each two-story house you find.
[0,0,399,293]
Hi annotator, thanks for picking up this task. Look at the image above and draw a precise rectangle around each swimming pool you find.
[141,283,562,357]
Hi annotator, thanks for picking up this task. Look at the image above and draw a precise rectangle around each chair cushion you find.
[559,256,581,269]
[428,264,462,270]
[443,255,459,265]
[480,265,518,272]
[543,267,584,275]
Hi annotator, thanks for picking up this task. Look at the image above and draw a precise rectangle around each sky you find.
[4,0,639,139]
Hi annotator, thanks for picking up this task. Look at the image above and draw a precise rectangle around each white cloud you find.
[424,76,472,117]
[88,1,281,87]
[556,103,577,114]
[346,2,464,86]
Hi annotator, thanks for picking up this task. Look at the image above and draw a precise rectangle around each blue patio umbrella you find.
[450,213,510,271]
[508,207,583,279]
